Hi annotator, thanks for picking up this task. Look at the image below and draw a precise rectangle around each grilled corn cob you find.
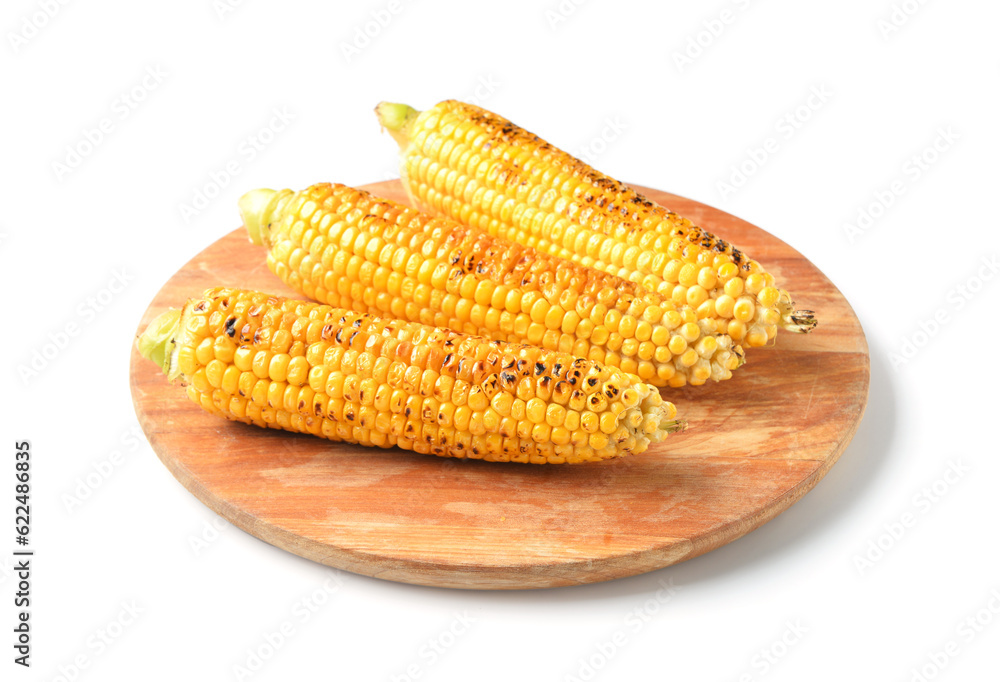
[136,287,683,463]
[376,99,816,348]
[240,183,742,387]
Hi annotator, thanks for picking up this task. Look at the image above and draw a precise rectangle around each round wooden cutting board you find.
[129,180,869,590]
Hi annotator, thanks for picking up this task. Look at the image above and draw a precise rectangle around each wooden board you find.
[129,180,869,590]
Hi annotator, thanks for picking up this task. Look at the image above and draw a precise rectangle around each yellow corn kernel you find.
[714,294,735,318]
[233,346,254,372]
[724,277,744,298]
[746,273,767,295]
[589,433,609,450]
[736,296,759,324]
[758,286,780,309]
[525,398,547,423]
[668,335,687,355]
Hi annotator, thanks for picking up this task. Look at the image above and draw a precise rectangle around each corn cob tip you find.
[784,310,817,333]
[375,101,419,146]
[239,188,278,245]
[137,308,181,378]
[777,291,817,333]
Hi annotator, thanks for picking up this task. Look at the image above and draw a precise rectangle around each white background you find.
[3,0,999,680]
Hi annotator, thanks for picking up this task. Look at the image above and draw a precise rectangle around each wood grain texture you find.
[129,180,869,590]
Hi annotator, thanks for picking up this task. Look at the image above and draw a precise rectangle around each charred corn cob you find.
[376,100,816,348]
[136,287,683,463]
[240,183,742,387]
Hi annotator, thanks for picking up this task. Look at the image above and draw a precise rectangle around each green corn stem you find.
[137,308,181,380]
[240,188,294,246]
[375,101,420,147]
